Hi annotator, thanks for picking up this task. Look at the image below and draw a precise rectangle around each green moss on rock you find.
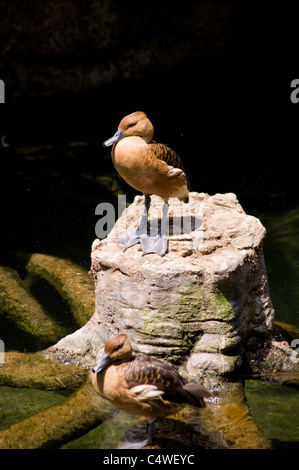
[0,381,110,449]
[0,351,86,390]
[176,283,234,323]
[0,265,64,346]
[18,252,95,326]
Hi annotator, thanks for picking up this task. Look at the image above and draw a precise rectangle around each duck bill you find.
[103,129,124,147]
[92,352,111,373]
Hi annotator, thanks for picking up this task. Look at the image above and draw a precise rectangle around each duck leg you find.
[118,194,151,250]
[140,201,168,256]
[118,420,155,450]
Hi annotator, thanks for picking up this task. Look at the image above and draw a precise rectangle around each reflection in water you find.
[62,411,138,449]
[262,207,299,328]
[0,386,72,432]
[245,380,299,446]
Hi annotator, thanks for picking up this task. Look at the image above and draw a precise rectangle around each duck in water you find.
[91,334,212,449]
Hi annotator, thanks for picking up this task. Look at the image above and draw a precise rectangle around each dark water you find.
[262,208,299,329]
[245,380,299,448]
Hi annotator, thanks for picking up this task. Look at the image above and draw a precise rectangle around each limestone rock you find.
[48,192,275,386]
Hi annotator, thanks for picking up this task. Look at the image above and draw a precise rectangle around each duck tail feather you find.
[183,382,213,399]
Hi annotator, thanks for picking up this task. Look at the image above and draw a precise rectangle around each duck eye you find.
[113,345,121,352]
[128,122,136,128]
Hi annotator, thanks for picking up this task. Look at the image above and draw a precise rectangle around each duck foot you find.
[118,229,145,251]
[140,234,168,256]
[118,422,155,450]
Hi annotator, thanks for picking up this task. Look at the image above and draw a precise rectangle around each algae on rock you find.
[0,265,64,347]
[0,381,110,449]
[0,351,86,390]
[20,252,95,327]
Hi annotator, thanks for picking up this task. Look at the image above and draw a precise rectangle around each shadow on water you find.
[0,386,73,432]
[261,207,299,329]
[245,380,299,447]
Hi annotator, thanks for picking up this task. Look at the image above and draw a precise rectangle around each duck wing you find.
[123,356,208,407]
[149,141,191,190]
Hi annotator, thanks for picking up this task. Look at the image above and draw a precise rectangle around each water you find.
[62,412,138,449]
[0,386,72,431]
[245,380,299,447]
[261,208,299,329]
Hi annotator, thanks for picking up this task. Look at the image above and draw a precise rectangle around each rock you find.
[47,192,276,386]
[0,351,86,390]
[22,253,95,327]
[0,265,64,348]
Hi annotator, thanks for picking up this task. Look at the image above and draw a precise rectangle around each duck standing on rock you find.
[91,334,212,449]
[103,111,190,256]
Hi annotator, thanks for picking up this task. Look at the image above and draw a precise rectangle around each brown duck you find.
[103,111,190,256]
[91,334,212,448]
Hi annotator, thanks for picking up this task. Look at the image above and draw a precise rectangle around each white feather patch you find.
[130,384,165,401]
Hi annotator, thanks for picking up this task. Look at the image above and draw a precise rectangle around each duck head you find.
[92,334,133,373]
[103,111,154,147]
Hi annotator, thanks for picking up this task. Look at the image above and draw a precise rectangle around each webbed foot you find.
[118,230,142,251]
[118,227,150,251]
[140,234,168,256]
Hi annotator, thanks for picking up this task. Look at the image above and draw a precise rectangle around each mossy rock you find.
[0,265,64,347]
[22,253,95,326]
[0,351,86,390]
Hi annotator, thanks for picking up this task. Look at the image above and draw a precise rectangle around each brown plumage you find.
[149,141,191,192]
[103,112,191,255]
[104,111,189,203]
[91,334,212,437]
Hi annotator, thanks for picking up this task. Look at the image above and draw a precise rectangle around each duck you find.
[91,333,212,449]
[103,111,190,256]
